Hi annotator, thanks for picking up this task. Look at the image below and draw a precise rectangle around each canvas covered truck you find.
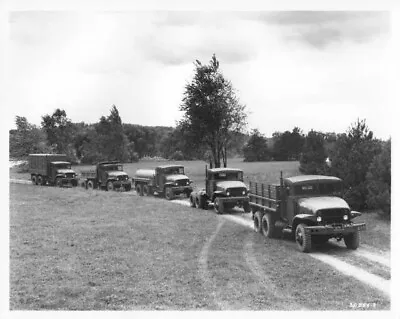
[249,173,366,253]
[28,154,78,187]
[132,165,193,200]
[80,161,131,191]
[189,167,250,214]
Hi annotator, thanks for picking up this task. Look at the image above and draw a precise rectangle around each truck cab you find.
[97,161,131,191]
[50,161,78,186]
[190,167,250,214]
[154,165,193,199]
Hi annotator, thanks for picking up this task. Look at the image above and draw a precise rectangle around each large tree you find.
[299,130,327,174]
[243,129,271,162]
[179,54,247,168]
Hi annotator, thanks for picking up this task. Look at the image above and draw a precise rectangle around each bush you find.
[366,140,391,217]
[243,129,271,162]
[170,151,185,161]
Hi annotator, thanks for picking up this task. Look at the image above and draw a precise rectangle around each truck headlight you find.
[175,182,179,186]
[316,216,322,222]
[226,191,230,196]
[343,215,348,221]
[242,190,246,195]
[186,180,189,185]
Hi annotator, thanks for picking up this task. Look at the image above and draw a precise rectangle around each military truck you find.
[80,161,131,191]
[132,165,193,200]
[189,167,250,214]
[248,173,366,252]
[28,154,78,187]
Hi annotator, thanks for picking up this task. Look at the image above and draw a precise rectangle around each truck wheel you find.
[87,180,94,190]
[106,181,114,191]
[56,177,62,187]
[254,211,262,233]
[165,187,173,200]
[31,175,37,185]
[37,175,44,186]
[135,184,144,196]
[243,201,250,213]
[295,223,312,253]
[214,198,223,214]
[344,230,360,250]
[199,195,207,210]
[261,213,276,238]
[143,185,152,196]
[190,195,196,207]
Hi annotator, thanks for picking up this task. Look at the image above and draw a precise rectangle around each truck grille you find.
[176,179,189,186]
[228,188,246,197]
[118,175,129,181]
[65,173,75,178]
[319,208,349,224]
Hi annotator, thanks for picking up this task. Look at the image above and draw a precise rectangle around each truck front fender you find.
[293,214,317,226]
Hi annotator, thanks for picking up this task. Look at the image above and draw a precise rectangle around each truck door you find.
[98,165,107,186]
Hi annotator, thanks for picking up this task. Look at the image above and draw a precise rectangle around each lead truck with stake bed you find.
[249,174,366,252]
[28,154,78,187]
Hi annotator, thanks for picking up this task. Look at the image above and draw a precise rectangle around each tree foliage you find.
[328,119,382,210]
[299,130,327,174]
[272,127,305,161]
[179,54,247,168]
[243,129,271,162]
[9,116,51,158]
[366,139,391,217]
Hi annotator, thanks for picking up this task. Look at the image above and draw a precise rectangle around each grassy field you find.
[9,182,390,310]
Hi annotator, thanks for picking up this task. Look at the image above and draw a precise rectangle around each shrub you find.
[366,140,391,217]
[170,151,185,161]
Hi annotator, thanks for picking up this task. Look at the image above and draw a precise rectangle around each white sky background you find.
[3,5,394,140]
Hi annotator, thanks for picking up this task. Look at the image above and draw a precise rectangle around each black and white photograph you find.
[2,0,397,317]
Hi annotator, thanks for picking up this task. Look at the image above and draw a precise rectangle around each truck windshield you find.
[214,172,242,181]
[55,164,71,169]
[106,165,123,171]
[294,182,343,196]
[165,167,184,175]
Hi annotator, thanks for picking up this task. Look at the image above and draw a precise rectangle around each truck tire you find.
[254,211,262,233]
[87,180,94,190]
[31,175,37,185]
[165,187,173,200]
[243,201,250,213]
[261,213,276,238]
[199,195,207,210]
[56,177,62,187]
[214,197,223,214]
[185,190,191,198]
[344,230,360,250]
[143,184,152,196]
[106,181,114,191]
[136,184,144,196]
[190,195,196,207]
[37,175,44,186]
[295,223,312,253]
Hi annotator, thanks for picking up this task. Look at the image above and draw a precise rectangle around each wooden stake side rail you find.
[249,181,281,210]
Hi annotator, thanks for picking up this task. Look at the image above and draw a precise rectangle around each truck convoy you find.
[28,154,78,187]
[189,167,250,214]
[248,173,366,252]
[132,165,193,200]
[80,161,131,191]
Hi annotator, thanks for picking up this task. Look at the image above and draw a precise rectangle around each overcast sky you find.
[3,7,393,139]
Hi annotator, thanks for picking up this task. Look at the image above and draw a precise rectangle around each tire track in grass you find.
[243,236,309,310]
[10,179,31,185]
[222,215,391,299]
[197,218,231,310]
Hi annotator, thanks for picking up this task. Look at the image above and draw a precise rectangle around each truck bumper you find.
[112,181,132,190]
[218,196,250,212]
[171,186,193,195]
[61,178,78,187]
[305,223,366,236]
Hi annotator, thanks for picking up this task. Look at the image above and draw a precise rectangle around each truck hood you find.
[298,196,350,213]
[216,180,247,190]
[56,169,75,175]
[107,171,128,177]
[166,174,189,182]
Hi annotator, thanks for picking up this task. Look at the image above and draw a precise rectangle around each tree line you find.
[9,54,390,217]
